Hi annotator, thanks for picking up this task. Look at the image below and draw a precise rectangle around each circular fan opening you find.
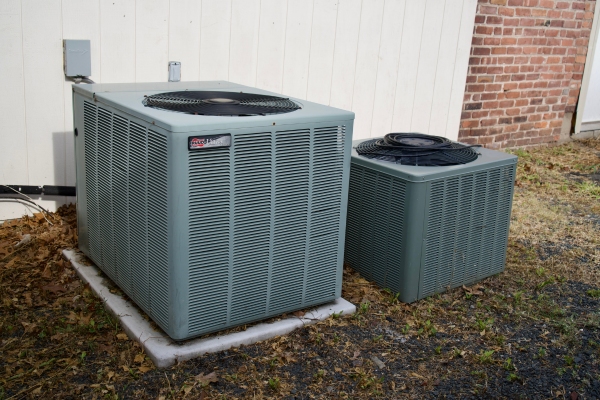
[142,91,301,116]
[356,133,480,166]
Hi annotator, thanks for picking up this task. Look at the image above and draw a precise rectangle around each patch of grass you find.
[478,350,494,364]
[587,289,600,298]
[475,317,494,332]
[268,377,280,391]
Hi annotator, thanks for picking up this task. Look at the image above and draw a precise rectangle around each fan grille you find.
[142,91,301,116]
[356,133,480,166]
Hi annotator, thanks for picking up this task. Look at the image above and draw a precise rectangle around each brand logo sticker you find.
[188,134,231,150]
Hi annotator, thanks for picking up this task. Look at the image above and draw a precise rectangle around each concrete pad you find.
[62,249,356,368]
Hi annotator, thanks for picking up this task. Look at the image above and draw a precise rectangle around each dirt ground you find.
[1,138,599,399]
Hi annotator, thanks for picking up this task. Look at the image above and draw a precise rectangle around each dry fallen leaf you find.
[134,354,145,364]
[42,284,66,294]
[138,366,152,373]
[195,371,218,385]
[116,333,129,341]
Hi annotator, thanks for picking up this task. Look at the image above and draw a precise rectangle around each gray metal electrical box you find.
[64,40,91,77]
[72,81,354,340]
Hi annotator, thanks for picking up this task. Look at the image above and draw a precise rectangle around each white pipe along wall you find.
[0,0,477,220]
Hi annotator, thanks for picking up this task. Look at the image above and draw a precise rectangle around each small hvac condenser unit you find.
[73,81,354,340]
[345,133,516,302]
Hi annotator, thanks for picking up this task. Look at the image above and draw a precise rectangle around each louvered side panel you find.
[370,174,394,288]
[306,126,345,300]
[97,108,115,279]
[83,101,101,265]
[480,169,502,279]
[491,166,515,274]
[344,165,363,269]
[269,129,310,314]
[112,115,129,291]
[230,133,271,323]
[381,179,406,292]
[465,172,487,283]
[188,148,230,335]
[422,181,444,297]
[147,130,169,330]
[356,169,378,282]
[422,166,516,298]
[345,165,407,293]
[452,175,474,285]
[129,123,150,311]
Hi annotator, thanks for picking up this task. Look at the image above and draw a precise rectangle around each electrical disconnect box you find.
[64,40,91,77]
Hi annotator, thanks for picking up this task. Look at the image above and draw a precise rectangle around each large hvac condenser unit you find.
[345,133,516,302]
[73,81,354,340]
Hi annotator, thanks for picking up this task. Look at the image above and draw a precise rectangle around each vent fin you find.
[148,130,170,328]
[83,106,169,332]
[83,101,102,265]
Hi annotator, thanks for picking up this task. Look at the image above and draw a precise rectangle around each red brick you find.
[480,5,498,14]
[519,81,533,89]
[476,26,494,35]
[508,0,524,5]
[484,37,502,45]
[473,47,491,55]
[499,7,515,16]
[483,101,500,109]
[491,0,508,4]
[492,47,507,54]
[472,110,491,118]
[556,2,569,9]
[516,7,531,16]
[487,16,503,24]
[515,99,529,106]
[482,93,498,101]
[529,114,542,122]
[520,18,536,26]
[531,8,547,17]
[481,118,498,127]
[498,56,515,64]
[548,11,562,21]
[462,120,480,128]
[524,28,541,36]
[539,0,554,8]
[549,120,563,127]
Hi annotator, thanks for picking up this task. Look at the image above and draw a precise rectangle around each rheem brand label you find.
[188,134,231,150]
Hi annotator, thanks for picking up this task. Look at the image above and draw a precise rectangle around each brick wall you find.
[458,0,596,148]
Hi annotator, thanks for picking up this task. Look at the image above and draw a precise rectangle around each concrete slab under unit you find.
[62,249,356,368]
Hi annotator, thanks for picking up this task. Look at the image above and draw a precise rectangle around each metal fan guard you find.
[142,91,301,116]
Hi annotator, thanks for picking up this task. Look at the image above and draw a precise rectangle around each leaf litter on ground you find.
[1,138,599,398]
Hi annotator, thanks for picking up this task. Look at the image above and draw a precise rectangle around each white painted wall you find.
[0,0,477,220]
[581,6,600,131]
